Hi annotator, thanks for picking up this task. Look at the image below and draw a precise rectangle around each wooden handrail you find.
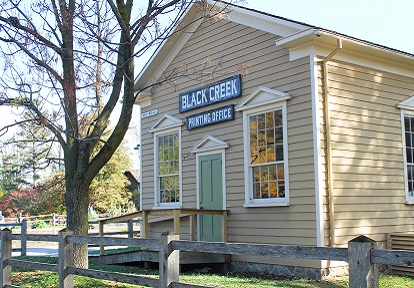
[98,208,229,254]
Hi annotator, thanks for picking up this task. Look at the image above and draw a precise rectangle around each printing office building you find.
[134,1,414,277]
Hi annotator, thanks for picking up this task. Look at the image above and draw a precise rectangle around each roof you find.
[134,0,414,99]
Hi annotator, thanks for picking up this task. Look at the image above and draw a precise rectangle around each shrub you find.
[30,219,48,229]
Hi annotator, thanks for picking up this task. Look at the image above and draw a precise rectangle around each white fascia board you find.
[223,5,307,37]
[277,29,414,78]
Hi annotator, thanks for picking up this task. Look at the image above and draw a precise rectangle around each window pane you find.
[269,181,277,198]
[275,127,283,143]
[258,130,265,146]
[261,166,269,181]
[253,183,261,199]
[278,181,285,198]
[250,117,258,165]
[267,146,275,162]
[410,118,414,132]
[253,167,260,183]
[268,164,276,180]
[276,145,284,161]
[259,147,266,164]
[405,117,410,131]
[258,114,265,130]
[266,112,274,128]
[275,110,283,127]
[411,133,414,148]
[277,164,284,181]
[266,129,274,146]
[261,182,269,198]
[407,148,413,164]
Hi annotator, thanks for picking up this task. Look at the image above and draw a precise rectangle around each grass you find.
[7,256,414,287]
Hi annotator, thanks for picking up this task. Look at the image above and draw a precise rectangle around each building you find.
[133,0,414,278]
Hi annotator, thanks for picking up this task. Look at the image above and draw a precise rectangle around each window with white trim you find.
[403,113,414,204]
[157,132,180,204]
[249,110,286,200]
[236,86,290,207]
[149,114,183,208]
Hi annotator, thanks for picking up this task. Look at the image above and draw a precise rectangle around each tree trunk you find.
[65,177,90,268]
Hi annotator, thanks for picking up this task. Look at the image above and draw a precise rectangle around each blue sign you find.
[179,74,241,112]
[186,105,234,130]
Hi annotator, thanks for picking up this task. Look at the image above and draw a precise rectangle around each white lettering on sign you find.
[179,75,241,112]
[186,105,234,130]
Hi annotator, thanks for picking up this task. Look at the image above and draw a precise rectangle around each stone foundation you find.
[229,261,349,280]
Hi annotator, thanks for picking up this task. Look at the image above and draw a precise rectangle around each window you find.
[250,110,285,200]
[236,86,290,207]
[157,133,180,204]
[403,114,414,204]
[149,114,183,208]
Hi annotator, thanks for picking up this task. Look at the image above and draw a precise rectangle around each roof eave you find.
[276,29,414,70]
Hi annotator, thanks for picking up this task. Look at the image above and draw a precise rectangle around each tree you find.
[0,145,26,192]
[89,143,133,214]
[0,0,240,267]
[5,117,57,188]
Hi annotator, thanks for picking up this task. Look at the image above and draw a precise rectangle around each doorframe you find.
[191,135,228,241]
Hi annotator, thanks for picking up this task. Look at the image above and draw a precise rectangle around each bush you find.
[30,219,48,229]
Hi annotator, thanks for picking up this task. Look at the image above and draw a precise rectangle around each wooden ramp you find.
[89,249,228,266]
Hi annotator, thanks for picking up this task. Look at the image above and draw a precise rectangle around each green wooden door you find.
[199,154,223,242]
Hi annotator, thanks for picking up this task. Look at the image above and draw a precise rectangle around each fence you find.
[0,219,139,258]
[0,221,27,257]
[1,230,414,288]
[4,214,66,227]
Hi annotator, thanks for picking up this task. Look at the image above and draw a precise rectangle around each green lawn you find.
[8,256,414,287]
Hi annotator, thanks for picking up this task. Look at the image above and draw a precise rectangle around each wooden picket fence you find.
[1,229,414,288]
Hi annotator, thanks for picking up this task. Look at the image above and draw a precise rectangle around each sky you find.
[244,0,414,54]
[1,0,413,144]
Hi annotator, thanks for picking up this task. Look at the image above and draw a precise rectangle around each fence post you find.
[348,235,379,288]
[99,221,104,256]
[53,213,56,227]
[58,228,74,288]
[0,229,12,287]
[142,210,149,238]
[128,219,133,239]
[21,220,27,256]
[159,232,179,287]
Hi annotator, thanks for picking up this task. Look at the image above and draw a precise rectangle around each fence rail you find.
[1,230,414,288]
[3,213,66,226]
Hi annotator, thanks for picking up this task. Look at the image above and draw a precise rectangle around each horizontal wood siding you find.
[140,18,317,267]
[321,60,414,247]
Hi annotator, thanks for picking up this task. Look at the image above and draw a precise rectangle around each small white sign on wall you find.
[141,109,158,119]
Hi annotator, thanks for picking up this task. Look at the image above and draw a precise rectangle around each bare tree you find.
[0,0,240,267]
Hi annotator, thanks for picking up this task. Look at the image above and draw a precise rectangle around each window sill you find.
[406,199,414,205]
[153,204,182,210]
[243,201,290,208]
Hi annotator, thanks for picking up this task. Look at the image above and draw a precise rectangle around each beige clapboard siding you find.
[335,211,414,221]
[333,182,404,191]
[320,60,414,247]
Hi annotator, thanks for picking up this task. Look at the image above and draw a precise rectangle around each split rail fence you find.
[1,229,414,288]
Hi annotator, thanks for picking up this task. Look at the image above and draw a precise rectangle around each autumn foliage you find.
[0,184,64,218]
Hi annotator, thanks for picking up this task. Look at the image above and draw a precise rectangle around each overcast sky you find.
[245,0,414,54]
